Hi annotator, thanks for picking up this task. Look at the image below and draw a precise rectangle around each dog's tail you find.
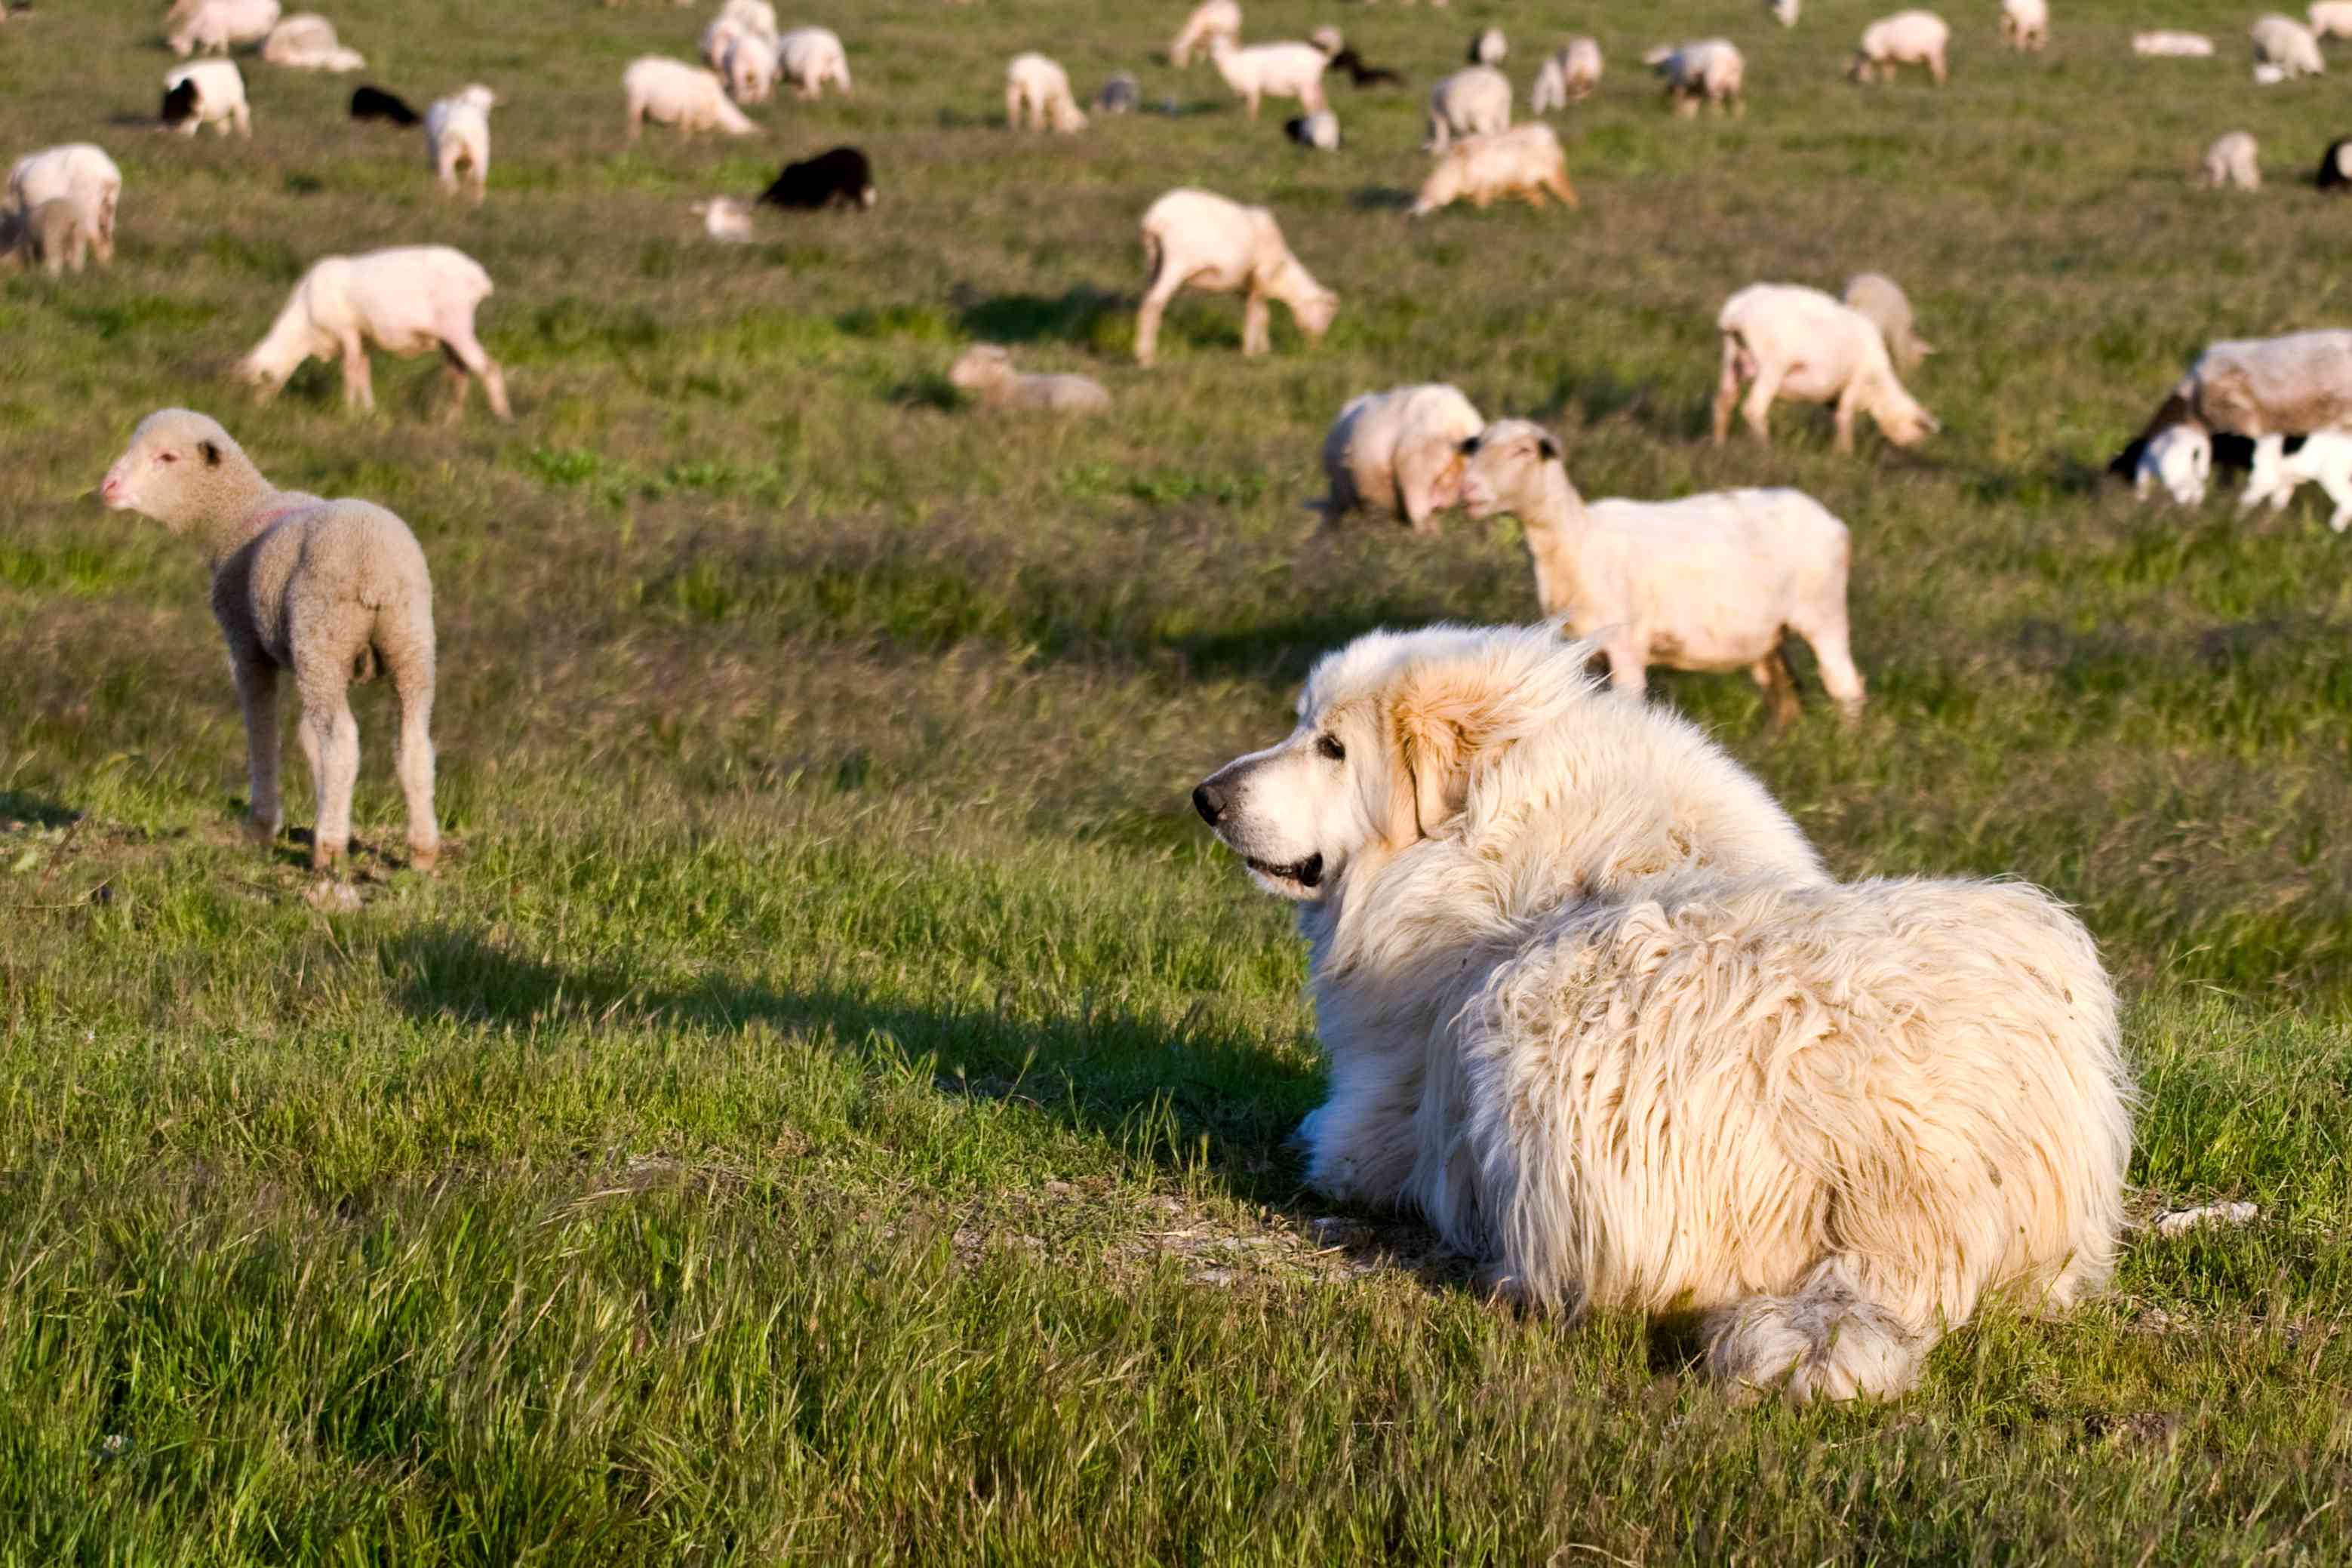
[1700,1257,1929,1403]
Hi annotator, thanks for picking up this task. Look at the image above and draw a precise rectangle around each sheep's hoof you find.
[244,818,281,847]
[309,841,346,873]
[408,841,441,873]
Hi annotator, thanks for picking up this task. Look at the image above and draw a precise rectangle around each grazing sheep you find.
[2200,131,2261,191]
[2132,31,2215,57]
[100,408,439,873]
[691,195,755,241]
[723,31,780,103]
[1644,38,1745,115]
[349,85,420,125]
[623,57,758,138]
[1769,0,1800,26]
[1309,383,1485,533]
[423,85,496,204]
[1410,124,1577,217]
[8,144,120,267]
[1328,47,1407,88]
[1098,72,1140,113]
[2001,0,2049,50]
[778,26,851,97]
[2163,331,2352,438]
[1459,421,1866,721]
[948,345,1111,413]
[1840,272,1933,371]
[1285,109,1340,150]
[699,16,746,69]
[1425,65,1510,151]
[4,198,90,275]
[1170,0,1241,68]
[716,0,778,38]
[260,13,362,71]
[237,245,512,422]
[2250,14,2325,75]
[1850,10,1951,84]
[1530,38,1602,112]
[2133,422,2214,506]
[2313,2,2352,39]
[1134,187,1337,367]
[168,0,280,57]
[2240,431,2352,530]
[1468,26,1505,66]
[1714,283,1938,453]
[2317,136,2352,190]
[756,146,875,209]
[1207,35,1330,118]
[1006,52,1087,133]
[163,60,251,137]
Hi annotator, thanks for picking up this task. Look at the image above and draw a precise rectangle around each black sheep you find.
[349,85,422,128]
[1327,48,1405,88]
[2319,137,2352,192]
[161,79,200,130]
[758,146,876,211]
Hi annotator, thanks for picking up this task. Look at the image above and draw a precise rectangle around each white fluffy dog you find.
[1192,624,2133,1401]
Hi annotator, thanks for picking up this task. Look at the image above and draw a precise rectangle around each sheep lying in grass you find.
[261,13,362,71]
[778,26,851,98]
[2314,2,2352,39]
[2002,0,2049,50]
[1135,188,1337,367]
[1644,38,1745,115]
[2133,31,2215,57]
[1841,272,1933,370]
[1850,10,1951,84]
[238,244,512,422]
[1170,0,1241,68]
[2250,14,2325,75]
[1006,52,1087,132]
[624,57,757,138]
[1309,383,1485,533]
[948,345,1111,413]
[99,408,439,872]
[691,195,755,240]
[1458,420,1867,723]
[1425,65,1509,151]
[2,198,90,275]
[1207,35,1329,118]
[2200,131,2260,190]
[8,144,118,267]
[423,85,497,204]
[1410,124,1577,217]
[1530,38,1602,112]
[168,0,279,57]
[1715,283,1938,452]
[163,60,251,137]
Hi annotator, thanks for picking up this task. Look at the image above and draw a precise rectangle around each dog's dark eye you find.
[1315,734,1345,761]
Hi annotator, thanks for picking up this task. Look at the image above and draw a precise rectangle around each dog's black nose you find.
[1192,782,1225,825]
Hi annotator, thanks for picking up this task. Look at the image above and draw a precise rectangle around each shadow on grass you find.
[0,789,80,829]
[1348,186,1415,212]
[952,285,1124,346]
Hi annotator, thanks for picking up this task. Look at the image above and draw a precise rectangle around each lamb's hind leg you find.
[1702,1256,1932,1403]
[438,315,512,422]
[296,681,361,872]
[388,622,439,871]
[1711,335,1746,444]
[232,653,282,844]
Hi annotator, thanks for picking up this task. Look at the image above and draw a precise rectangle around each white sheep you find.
[237,245,512,422]
[3,199,94,275]
[260,13,363,70]
[8,144,121,267]
[2312,2,2352,40]
[778,26,851,98]
[1714,283,1939,452]
[723,32,779,103]
[623,57,758,138]
[423,85,497,204]
[1170,0,1241,68]
[2132,31,2215,57]
[1469,26,1506,66]
[1458,420,1868,722]
[164,60,252,137]
[2200,131,2260,190]
[1841,271,1934,371]
[699,16,746,68]
[1425,65,1510,151]
[948,345,1111,412]
[2133,422,2212,506]
[100,408,440,873]
[1644,38,1745,115]
[1309,383,1486,533]
[1850,10,1951,84]
[1769,0,1801,26]
[1530,38,1602,112]
[1005,52,1087,133]
[167,0,280,57]
[717,0,777,38]
[2249,14,2325,75]
[1410,124,1578,217]
[691,195,755,241]
[1207,35,1329,118]
[1134,188,1337,367]
[2000,0,2049,50]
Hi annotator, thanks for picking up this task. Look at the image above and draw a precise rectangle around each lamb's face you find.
[948,346,1013,391]
[2139,424,2212,506]
[100,410,231,527]
[1191,690,1395,902]
[1457,421,1560,521]
[1874,389,1939,447]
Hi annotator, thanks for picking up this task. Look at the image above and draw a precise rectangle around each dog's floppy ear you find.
[1385,661,1508,841]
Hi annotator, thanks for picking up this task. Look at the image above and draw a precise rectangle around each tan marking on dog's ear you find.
[1388,663,1508,841]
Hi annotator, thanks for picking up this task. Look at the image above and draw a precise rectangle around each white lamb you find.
[1841,271,1933,370]
[699,16,746,69]
[1425,65,1510,151]
[1469,26,1506,66]
[2249,14,2325,75]
[1410,124,1578,218]
[1851,10,1951,85]
[2312,2,2352,39]
[1714,283,1939,452]
[623,57,758,138]
[948,345,1111,413]
[2132,31,2215,57]
[2000,0,2049,51]
[1458,420,1868,722]
[1530,38,1602,112]
[237,245,512,423]
[1309,383,1486,533]
[1207,35,1329,118]
[168,0,280,57]
[164,60,252,137]
[423,85,497,204]
[8,144,121,266]
[691,195,755,241]
[1006,52,1087,133]
[1134,188,1338,367]
[2200,131,2260,191]
[260,14,363,71]
[1170,0,1241,68]
[1769,0,1800,25]
[778,26,851,98]
[2133,422,2212,506]
[1644,39,1745,115]
[723,32,779,103]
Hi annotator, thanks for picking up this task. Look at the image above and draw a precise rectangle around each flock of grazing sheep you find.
[5,0,2352,876]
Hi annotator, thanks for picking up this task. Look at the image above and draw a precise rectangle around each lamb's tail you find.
[1699,1258,1929,1404]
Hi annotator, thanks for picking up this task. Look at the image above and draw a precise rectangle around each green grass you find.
[5,0,2352,1560]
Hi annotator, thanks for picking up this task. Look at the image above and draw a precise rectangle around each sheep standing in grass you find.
[1714,283,1938,452]
[1134,188,1337,367]
[1006,53,1087,132]
[623,57,758,138]
[1170,0,1241,68]
[2240,432,2352,530]
[1309,383,1485,533]
[1410,124,1578,217]
[778,26,851,97]
[1841,272,1933,370]
[423,85,497,204]
[723,32,780,103]
[1458,420,1868,723]
[261,14,361,70]
[101,408,439,872]
[8,145,120,267]
[2313,2,2352,39]
[168,0,279,56]
[1425,65,1509,150]
[2200,131,2260,190]
[164,60,251,137]
[949,345,1111,412]
[1530,38,1601,112]
[1207,35,1329,117]
[238,244,512,422]
[2123,332,2352,504]
[2133,31,2215,57]
[2001,0,2049,50]
[2250,14,2325,75]
[757,146,875,208]
[1644,39,1745,115]
[1850,11,1951,84]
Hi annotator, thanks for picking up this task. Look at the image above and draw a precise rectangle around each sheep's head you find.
[1293,286,1339,340]
[1871,382,1940,447]
[948,345,1015,390]
[99,408,245,529]
[456,84,500,111]
[1457,420,1563,521]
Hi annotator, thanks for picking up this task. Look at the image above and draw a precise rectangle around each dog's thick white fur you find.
[1192,624,2133,1400]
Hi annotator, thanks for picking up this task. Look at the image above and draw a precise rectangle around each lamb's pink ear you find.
[1387,663,1507,841]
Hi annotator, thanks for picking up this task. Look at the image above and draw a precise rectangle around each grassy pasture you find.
[5,0,2352,1560]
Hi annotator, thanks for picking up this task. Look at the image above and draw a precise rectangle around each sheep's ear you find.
[198,439,221,467]
[1386,663,1508,841]
[1537,432,1561,461]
